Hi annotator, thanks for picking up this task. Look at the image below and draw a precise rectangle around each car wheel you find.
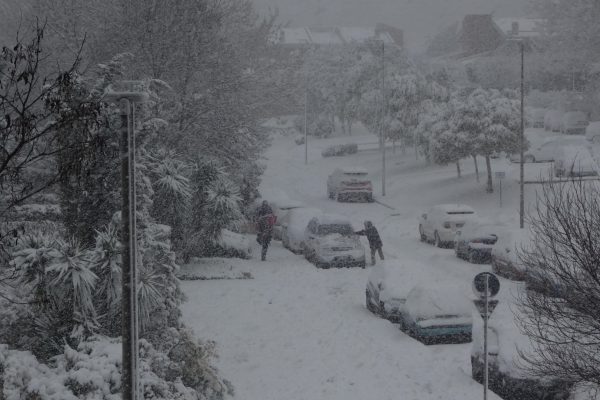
[434,231,443,248]
[419,225,427,242]
[524,155,535,163]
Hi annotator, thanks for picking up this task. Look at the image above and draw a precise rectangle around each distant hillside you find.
[0,0,33,45]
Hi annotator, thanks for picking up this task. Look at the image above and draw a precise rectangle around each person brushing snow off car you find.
[355,221,384,265]
[256,200,276,261]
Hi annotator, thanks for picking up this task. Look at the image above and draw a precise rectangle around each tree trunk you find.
[485,155,493,193]
[348,120,352,135]
[401,139,406,155]
[473,155,480,182]
[456,160,462,178]
[393,140,396,154]
[340,118,346,136]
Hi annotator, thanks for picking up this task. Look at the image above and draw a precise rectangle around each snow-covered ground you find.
[182,126,596,400]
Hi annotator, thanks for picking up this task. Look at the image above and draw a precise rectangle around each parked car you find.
[585,121,600,144]
[281,207,323,253]
[303,214,366,268]
[560,111,589,135]
[553,145,598,178]
[491,229,532,281]
[271,199,304,240]
[321,143,358,157]
[510,136,588,163]
[471,303,571,400]
[544,110,563,132]
[399,283,472,345]
[366,261,423,323]
[418,204,478,248]
[454,220,504,264]
[327,167,373,202]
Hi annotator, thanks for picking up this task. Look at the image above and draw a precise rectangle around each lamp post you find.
[103,82,149,400]
[519,40,525,229]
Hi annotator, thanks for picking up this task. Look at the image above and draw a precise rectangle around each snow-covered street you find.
[180,128,546,400]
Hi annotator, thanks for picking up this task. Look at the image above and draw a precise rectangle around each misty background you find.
[252,0,526,50]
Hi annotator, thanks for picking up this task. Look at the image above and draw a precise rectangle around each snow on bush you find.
[0,333,229,400]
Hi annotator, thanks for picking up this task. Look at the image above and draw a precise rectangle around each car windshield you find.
[318,223,354,236]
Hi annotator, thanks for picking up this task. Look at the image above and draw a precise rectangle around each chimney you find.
[511,21,519,36]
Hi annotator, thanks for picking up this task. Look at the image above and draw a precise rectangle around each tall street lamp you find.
[518,40,525,229]
[103,81,149,400]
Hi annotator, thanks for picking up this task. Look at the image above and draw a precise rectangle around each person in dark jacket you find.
[256,200,275,261]
[355,220,384,265]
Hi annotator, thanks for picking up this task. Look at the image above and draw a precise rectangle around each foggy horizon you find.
[253,0,527,50]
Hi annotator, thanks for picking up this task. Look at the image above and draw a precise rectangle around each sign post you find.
[473,272,500,400]
[495,171,506,208]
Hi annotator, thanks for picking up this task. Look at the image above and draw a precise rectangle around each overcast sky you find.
[252,0,527,50]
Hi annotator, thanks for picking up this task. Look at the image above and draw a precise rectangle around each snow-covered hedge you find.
[0,332,230,400]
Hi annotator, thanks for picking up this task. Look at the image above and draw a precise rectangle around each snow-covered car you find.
[271,199,304,240]
[544,109,563,132]
[303,214,366,268]
[454,220,504,264]
[491,229,532,281]
[471,303,571,399]
[510,136,589,163]
[585,121,600,144]
[560,111,589,135]
[553,145,598,178]
[366,261,422,323]
[327,167,373,202]
[418,204,478,248]
[281,207,323,254]
[399,283,472,345]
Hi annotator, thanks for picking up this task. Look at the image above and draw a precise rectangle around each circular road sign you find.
[473,272,500,299]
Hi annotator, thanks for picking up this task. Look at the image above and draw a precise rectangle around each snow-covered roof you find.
[316,213,352,226]
[309,30,343,45]
[280,28,311,44]
[433,204,476,214]
[494,18,544,38]
[340,166,368,174]
[337,27,394,44]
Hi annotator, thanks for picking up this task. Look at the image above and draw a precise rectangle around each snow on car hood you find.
[403,283,472,320]
[367,261,433,304]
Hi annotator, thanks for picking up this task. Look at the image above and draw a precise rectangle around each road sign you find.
[473,272,500,299]
[495,171,506,179]
[473,299,499,319]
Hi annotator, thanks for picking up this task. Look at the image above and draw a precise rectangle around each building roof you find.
[493,18,544,38]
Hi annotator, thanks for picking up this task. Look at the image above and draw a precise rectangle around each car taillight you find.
[471,239,483,243]
[443,222,451,229]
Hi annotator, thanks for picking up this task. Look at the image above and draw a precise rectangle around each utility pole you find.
[380,40,386,197]
[103,82,148,400]
[519,41,525,229]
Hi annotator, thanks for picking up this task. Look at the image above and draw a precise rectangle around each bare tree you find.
[517,179,600,388]
[0,24,101,218]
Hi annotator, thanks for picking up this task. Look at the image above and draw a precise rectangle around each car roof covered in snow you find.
[368,261,435,303]
[554,145,594,160]
[432,204,476,214]
[314,213,353,226]
[403,283,473,319]
[339,166,368,174]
